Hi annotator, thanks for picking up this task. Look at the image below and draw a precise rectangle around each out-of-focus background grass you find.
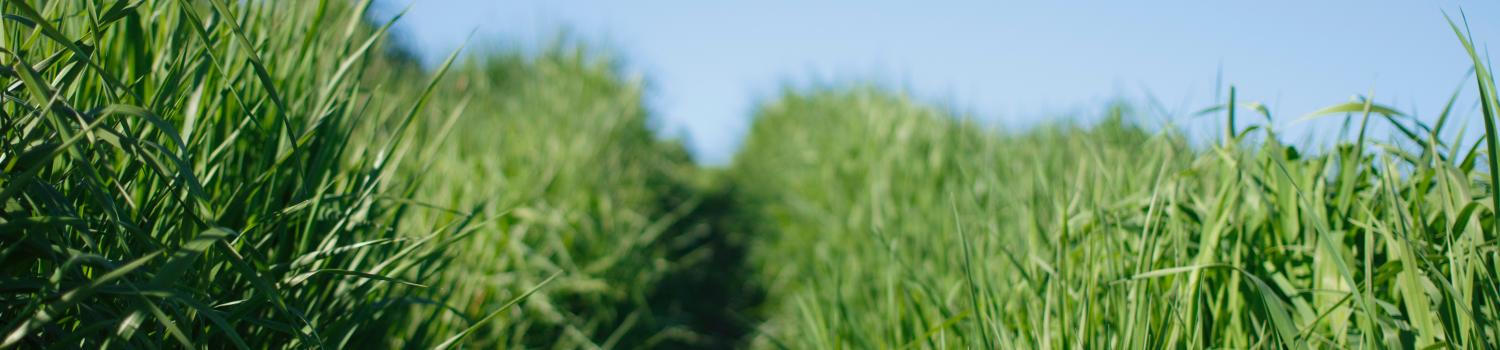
[377,0,1500,165]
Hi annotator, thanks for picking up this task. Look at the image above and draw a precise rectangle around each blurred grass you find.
[382,42,761,348]
[732,72,1500,348]
[0,0,750,348]
[5,0,1499,349]
[732,88,1170,348]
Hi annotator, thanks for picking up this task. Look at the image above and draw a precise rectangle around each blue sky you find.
[374,1,1500,164]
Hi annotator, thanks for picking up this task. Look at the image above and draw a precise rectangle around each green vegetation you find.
[0,0,748,348]
[384,45,755,348]
[733,89,1167,348]
[0,0,462,348]
[731,59,1500,347]
[4,0,1498,349]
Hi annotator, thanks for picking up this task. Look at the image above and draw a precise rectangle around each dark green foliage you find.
[0,0,469,348]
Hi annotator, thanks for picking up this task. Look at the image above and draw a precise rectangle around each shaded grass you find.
[378,42,764,348]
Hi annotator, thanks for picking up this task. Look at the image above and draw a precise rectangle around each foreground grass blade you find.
[432,273,560,350]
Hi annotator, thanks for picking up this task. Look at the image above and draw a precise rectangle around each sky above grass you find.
[375,1,1500,164]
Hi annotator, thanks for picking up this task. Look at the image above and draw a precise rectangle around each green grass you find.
[5,0,1499,349]
[0,0,472,348]
[731,51,1500,348]
[1,0,753,348]
[382,43,752,348]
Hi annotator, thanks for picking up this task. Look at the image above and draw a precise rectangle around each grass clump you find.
[734,73,1500,348]
[0,0,753,347]
[0,0,471,347]
[380,43,759,348]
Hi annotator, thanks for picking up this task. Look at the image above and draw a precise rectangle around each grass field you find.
[3,0,1498,349]
[732,81,1500,348]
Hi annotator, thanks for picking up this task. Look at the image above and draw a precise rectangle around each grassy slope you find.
[733,85,1500,348]
[384,45,755,348]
